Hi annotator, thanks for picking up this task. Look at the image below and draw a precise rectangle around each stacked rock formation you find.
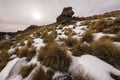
[57,7,74,24]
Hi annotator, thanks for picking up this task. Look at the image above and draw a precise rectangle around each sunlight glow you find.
[32,12,42,20]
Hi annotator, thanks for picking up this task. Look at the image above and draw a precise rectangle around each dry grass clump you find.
[20,64,36,78]
[37,46,48,61]
[32,66,45,80]
[91,19,108,32]
[44,68,55,80]
[40,30,48,39]
[43,30,57,43]
[17,46,36,61]
[89,18,120,34]
[115,31,120,42]
[109,25,120,34]
[91,39,120,66]
[27,38,33,47]
[0,40,13,50]
[38,42,71,72]
[99,35,115,41]
[32,66,54,80]
[17,47,29,58]
[64,28,76,36]
[0,50,11,71]
[64,28,73,36]
[64,36,78,47]
[15,33,29,43]
[81,30,94,43]
[34,30,41,38]
[72,43,93,56]
[80,20,91,26]
[72,39,120,67]
[114,16,120,24]
[27,47,36,61]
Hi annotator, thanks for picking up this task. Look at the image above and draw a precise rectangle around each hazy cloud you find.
[0,0,120,32]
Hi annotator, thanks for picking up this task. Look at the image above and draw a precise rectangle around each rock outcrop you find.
[57,7,74,24]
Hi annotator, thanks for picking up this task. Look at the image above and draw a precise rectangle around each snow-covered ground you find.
[0,58,19,80]
[69,54,120,80]
[0,21,120,80]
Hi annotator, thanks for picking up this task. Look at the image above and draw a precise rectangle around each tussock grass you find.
[17,47,29,58]
[64,36,78,47]
[43,30,57,43]
[34,31,41,38]
[81,30,94,43]
[20,64,36,78]
[64,28,73,36]
[32,66,45,80]
[99,35,115,41]
[91,19,108,32]
[27,38,33,47]
[38,42,71,72]
[115,31,120,42]
[72,39,120,68]
[72,43,92,56]
[0,40,13,50]
[0,50,11,71]
[81,20,91,26]
[90,39,120,66]
[37,46,48,61]
[114,16,120,24]
[32,66,54,80]
[27,46,36,61]
[64,28,76,36]
[41,30,48,39]
[44,68,55,80]
[17,46,36,61]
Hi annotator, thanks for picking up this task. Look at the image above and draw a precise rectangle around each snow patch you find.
[63,25,74,30]
[93,32,115,40]
[76,21,81,26]
[6,58,27,80]
[27,57,39,65]
[8,47,16,54]
[10,55,17,59]
[32,38,45,50]
[69,55,120,80]
[24,40,28,46]
[0,58,19,80]
[113,42,120,47]
[73,26,87,35]
[48,31,52,35]
[53,71,69,80]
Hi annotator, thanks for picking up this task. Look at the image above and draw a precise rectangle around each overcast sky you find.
[0,0,120,32]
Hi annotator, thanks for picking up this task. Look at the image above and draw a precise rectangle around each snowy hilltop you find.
[0,7,120,80]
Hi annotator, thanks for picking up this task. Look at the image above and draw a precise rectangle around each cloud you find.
[0,0,120,32]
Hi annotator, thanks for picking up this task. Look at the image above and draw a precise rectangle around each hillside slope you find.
[0,7,120,80]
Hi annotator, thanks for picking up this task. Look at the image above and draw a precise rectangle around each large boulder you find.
[57,7,74,24]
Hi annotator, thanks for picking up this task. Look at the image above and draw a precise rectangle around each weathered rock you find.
[57,7,74,24]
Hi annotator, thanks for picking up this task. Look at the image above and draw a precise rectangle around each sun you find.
[32,12,42,20]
